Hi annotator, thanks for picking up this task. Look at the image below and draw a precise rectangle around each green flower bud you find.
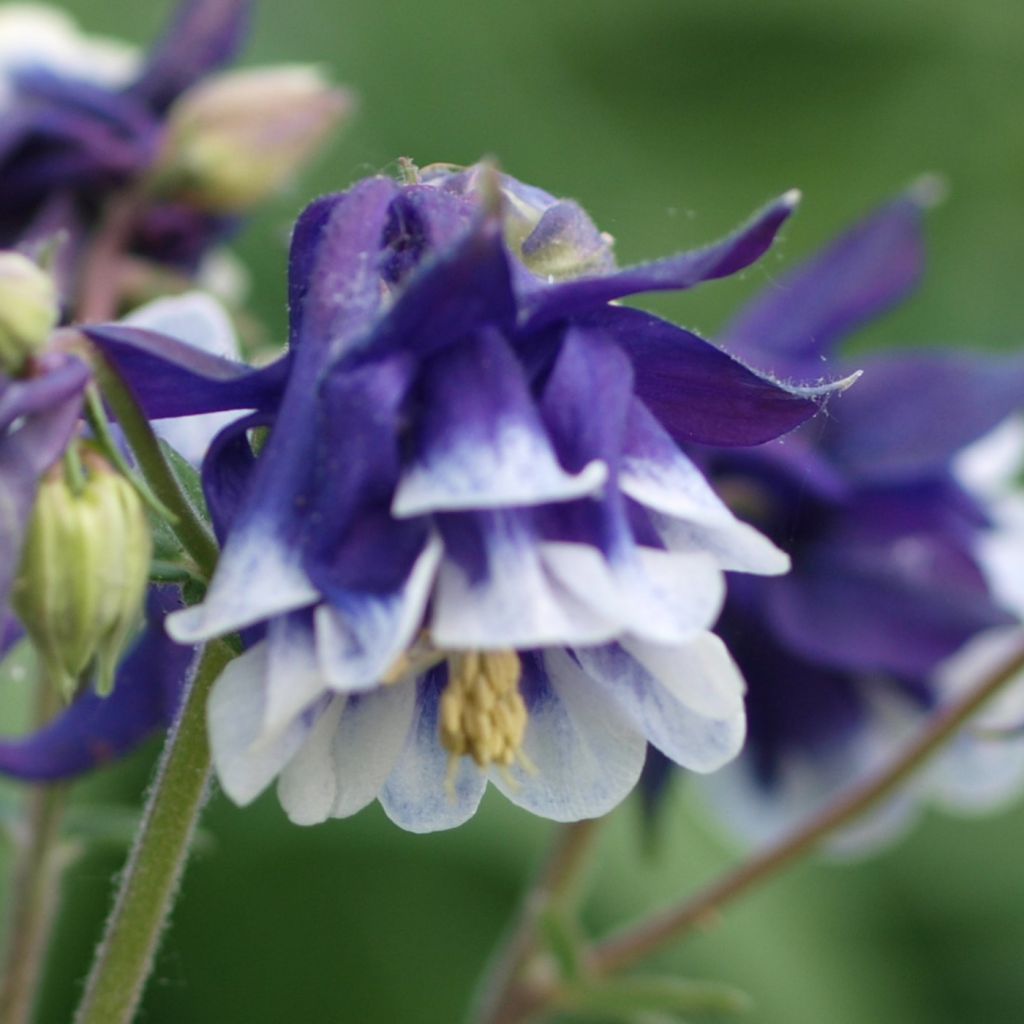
[159,65,354,214]
[12,452,152,699]
[0,252,59,374]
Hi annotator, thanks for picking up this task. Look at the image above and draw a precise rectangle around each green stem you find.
[471,818,603,1024]
[589,635,1024,976]
[73,641,233,1024]
[86,349,219,581]
[0,685,70,1024]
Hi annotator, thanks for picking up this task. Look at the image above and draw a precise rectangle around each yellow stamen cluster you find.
[439,651,527,768]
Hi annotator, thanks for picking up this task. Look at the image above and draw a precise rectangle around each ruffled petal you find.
[431,511,618,649]
[277,684,416,825]
[620,399,790,574]
[379,668,487,833]
[521,191,800,329]
[721,189,930,374]
[392,329,605,517]
[313,534,441,692]
[261,611,329,739]
[207,641,321,805]
[574,634,747,772]
[491,651,646,821]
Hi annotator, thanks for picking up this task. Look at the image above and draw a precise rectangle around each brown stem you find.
[471,818,603,1024]
[590,635,1024,976]
[0,684,71,1024]
[74,192,146,323]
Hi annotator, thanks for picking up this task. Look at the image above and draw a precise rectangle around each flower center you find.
[439,651,527,768]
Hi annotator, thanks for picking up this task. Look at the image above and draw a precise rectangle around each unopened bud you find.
[421,163,617,281]
[160,65,354,213]
[0,252,59,373]
[12,452,152,699]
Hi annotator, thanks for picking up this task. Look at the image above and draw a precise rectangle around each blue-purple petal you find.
[586,306,847,447]
[520,191,799,329]
[83,324,287,418]
[721,192,928,375]
[823,351,1024,483]
[128,0,253,112]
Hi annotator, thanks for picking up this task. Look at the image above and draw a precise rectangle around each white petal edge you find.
[167,526,319,643]
[574,634,747,773]
[391,419,608,516]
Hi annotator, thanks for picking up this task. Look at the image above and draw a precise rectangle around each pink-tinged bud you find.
[159,65,354,213]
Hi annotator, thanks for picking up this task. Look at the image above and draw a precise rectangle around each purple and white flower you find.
[90,164,850,831]
[685,186,1024,852]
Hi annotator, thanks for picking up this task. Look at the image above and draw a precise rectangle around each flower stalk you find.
[475,634,1024,1023]
[73,639,233,1024]
[471,818,603,1024]
[0,682,70,1024]
[589,635,1024,976]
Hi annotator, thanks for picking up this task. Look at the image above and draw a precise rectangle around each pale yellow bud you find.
[160,65,354,213]
[12,453,152,699]
[0,251,59,373]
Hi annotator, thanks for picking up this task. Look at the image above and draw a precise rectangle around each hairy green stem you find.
[0,684,70,1024]
[589,637,1024,976]
[73,641,232,1024]
[471,818,603,1024]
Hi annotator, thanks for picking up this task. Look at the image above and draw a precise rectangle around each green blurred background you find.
[4,0,1024,1021]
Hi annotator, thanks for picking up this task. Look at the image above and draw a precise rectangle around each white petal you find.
[167,526,319,642]
[651,510,790,576]
[329,684,418,818]
[621,634,745,719]
[620,442,733,525]
[379,681,487,833]
[543,543,724,646]
[278,685,418,826]
[574,634,747,772]
[207,642,316,806]
[431,531,617,650]
[275,697,345,825]
[126,292,249,466]
[314,534,441,692]
[492,650,646,821]
[262,614,329,739]
[392,421,607,517]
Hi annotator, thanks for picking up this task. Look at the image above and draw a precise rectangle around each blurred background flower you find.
[1,1,1023,1022]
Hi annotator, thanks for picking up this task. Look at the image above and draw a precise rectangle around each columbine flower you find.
[88,163,851,831]
[685,185,1024,851]
[0,1,348,275]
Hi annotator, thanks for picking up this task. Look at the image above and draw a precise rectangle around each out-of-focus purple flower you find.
[687,186,1024,850]
[0,1,250,257]
[88,163,852,831]
[0,587,195,780]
